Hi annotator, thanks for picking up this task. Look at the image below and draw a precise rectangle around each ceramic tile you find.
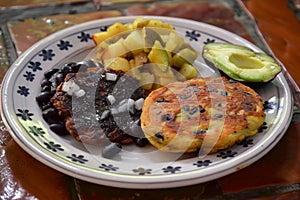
[0,147,36,200]
[7,10,123,55]
[255,189,300,200]
[221,184,300,200]
[0,117,11,147]
[0,140,75,199]
[75,179,222,199]
[124,1,253,41]
[243,0,300,89]
[218,122,300,193]
[0,0,88,10]
[0,30,10,81]
[92,0,158,10]
[101,0,156,3]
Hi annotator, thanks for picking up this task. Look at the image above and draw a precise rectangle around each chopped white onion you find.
[105,73,117,81]
[62,79,84,97]
[135,98,144,110]
[127,98,135,113]
[119,99,128,106]
[74,89,86,98]
[107,95,116,105]
[110,108,118,115]
[118,103,127,113]
[100,110,110,120]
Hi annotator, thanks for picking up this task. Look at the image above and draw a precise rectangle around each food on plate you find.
[36,17,201,153]
[37,61,148,146]
[92,18,199,90]
[36,17,271,157]
[203,43,282,83]
[92,18,174,46]
[140,77,266,153]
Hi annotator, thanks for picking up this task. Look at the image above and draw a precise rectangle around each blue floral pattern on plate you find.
[0,16,293,189]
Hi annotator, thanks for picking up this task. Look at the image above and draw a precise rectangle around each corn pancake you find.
[140,77,265,153]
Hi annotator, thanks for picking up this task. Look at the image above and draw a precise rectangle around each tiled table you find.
[1,0,300,199]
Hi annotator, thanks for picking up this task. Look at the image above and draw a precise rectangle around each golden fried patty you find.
[140,77,265,153]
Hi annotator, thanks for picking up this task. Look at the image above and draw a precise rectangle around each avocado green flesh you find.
[203,43,282,82]
[229,53,264,69]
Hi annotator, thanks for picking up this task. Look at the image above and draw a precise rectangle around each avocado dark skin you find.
[202,43,282,84]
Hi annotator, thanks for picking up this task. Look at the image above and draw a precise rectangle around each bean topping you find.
[41,85,51,92]
[155,132,164,141]
[189,107,198,115]
[180,94,192,100]
[215,114,224,119]
[42,107,59,119]
[193,130,206,135]
[183,105,190,111]
[199,108,206,113]
[36,91,54,104]
[162,114,174,122]
[44,68,59,79]
[156,98,168,103]
[220,91,228,96]
[49,123,69,136]
[41,78,52,87]
[135,138,149,147]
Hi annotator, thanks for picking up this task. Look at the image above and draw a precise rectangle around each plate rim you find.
[0,15,294,189]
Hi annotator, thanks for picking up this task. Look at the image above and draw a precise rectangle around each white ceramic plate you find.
[1,16,293,189]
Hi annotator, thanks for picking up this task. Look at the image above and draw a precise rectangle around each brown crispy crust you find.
[140,77,265,153]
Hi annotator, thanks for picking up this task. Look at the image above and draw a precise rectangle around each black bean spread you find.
[36,61,149,148]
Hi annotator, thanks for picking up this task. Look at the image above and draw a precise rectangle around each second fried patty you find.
[140,77,266,153]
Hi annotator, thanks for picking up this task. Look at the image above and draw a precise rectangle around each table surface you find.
[0,0,300,199]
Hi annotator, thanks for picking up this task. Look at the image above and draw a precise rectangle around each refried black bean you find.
[44,68,59,79]
[54,72,65,84]
[135,137,149,147]
[49,123,69,136]
[41,78,51,87]
[42,102,54,111]
[41,85,51,92]
[36,91,54,105]
[37,60,148,149]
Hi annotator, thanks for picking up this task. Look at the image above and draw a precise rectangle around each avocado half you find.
[202,43,282,83]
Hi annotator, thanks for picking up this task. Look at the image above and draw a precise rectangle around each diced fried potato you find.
[128,66,142,80]
[160,35,169,43]
[93,23,130,46]
[101,38,127,60]
[92,32,111,46]
[172,48,199,68]
[123,30,145,53]
[150,64,177,87]
[129,59,135,68]
[142,27,164,49]
[148,40,170,71]
[132,18,174,30]
[165,31,184,53]
[134,52,148,67]
[146,19,174,30]
[107,22,130,35]
[179,63,198,79]
[139,72,155,90]
[104,57,130,72]
[92,18,200,91]
[132,18,151,29]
